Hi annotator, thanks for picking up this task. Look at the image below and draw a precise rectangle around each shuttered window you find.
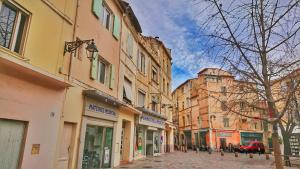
[138,91,146,107]
[92,0,103,19]
[123,77,132,103]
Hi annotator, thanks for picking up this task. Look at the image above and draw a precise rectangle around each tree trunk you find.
[282,134,292,166]
[272,124,284,169]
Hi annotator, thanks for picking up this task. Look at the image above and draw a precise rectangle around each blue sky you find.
[129,0,219,90]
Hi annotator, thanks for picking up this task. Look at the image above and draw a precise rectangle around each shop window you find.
[82,125,113,169]
[123,77,132,104]
[0,2,29,54]
[136,126,145,155]
[223,118,229,127]
[137,90,146,107]
[151,66,158,82]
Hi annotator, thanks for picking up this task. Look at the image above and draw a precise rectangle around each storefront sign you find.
[217,132,232,137]
[240,132,263,138]
[85,99,118,121]
[139,114,165,129]
[87,104,117,117]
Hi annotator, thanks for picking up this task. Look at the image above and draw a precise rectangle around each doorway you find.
[57,122,75,169]
[220,138,227,150]
[146,131,153,156]
[120,120,131,162]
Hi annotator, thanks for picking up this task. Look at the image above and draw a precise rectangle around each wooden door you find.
[57,123,74,169]
[0,119,25,169]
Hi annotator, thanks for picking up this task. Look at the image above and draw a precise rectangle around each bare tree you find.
[195,0,300,168]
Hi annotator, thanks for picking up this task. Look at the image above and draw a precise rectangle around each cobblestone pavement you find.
[115,151,299,169]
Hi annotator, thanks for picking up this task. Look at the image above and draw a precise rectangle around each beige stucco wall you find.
[0,67,65,169]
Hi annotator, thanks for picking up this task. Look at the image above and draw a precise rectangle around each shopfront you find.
[240,132,263,146]
[78,92,121,169]
[134,108,166,159]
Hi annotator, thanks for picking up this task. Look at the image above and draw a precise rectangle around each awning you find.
[83,90,123,107]
[136,107,167,120]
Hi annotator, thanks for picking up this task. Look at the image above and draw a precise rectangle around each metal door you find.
[0,119,25,169]
[57,123,74,169]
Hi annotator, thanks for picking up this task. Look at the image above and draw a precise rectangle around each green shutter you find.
[90,52,98,80]
[92,0,103,19]
[113,15,120,39]
[109,64,115,89]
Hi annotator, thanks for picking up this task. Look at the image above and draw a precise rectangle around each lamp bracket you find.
[64,39,94,55]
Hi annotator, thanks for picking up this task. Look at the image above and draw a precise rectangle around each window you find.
[137,90,146,107]
[138,51,145,73]
[221,86,227,96]
[152,66,158,82]
[240,102,245,111]
[163,78,165,93]
[97,60,107,84]
[0,2,28,54]
[182,116,186,127]
[102,5,111,30]
[182,101,185,110]
[186,115,190,125]
[221,101,227,111]
[167,83,169,95]
[223,118,229,127]
[123,77,132,103]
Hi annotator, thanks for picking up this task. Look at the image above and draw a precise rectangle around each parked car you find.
[239,141,265,153]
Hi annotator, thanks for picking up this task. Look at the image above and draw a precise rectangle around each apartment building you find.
[173,68,267,150]
[0,0,76,169]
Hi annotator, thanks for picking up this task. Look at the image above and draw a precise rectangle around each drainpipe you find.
[67,0,79,80]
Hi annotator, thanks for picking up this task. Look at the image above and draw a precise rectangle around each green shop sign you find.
[241,132,263,138]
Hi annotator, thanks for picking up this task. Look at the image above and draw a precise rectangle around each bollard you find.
[249,153,253,158]
[221,150,224,156]
[208,148,212,154]
[265,154,270,160]
[235,152,238,157]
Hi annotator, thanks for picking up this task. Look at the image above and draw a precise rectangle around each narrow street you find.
[116,151,299,169]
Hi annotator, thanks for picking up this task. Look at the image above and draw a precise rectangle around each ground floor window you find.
[0,119,26,169]
[136,126,145,155]
[82,125,113,169]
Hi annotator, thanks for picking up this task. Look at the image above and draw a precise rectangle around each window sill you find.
[0,46,28,62]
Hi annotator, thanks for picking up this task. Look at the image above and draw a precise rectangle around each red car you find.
[239,141,265,153]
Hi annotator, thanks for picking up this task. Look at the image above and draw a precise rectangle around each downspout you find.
[67,0,80,80]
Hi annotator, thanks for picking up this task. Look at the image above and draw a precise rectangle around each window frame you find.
[0,1,30,56]
[137,90,146,107]
[151,66,158,83]
[101,2,113,31]
[223,117,229,127]
[96,56,109,84]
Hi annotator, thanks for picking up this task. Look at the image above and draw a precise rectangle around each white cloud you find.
[129,0,220,89]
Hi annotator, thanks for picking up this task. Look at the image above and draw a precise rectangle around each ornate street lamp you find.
[64,39,98,60]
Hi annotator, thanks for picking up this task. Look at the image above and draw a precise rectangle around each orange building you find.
[173,68,266,150]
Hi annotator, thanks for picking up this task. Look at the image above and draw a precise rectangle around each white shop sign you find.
[85,98,118,121]
[139,114,165,129]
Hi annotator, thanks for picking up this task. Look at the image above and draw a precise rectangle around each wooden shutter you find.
[0,120,25,169]
[113,15,120,39]
[109,64,115,89]
[90,52,98,80]
[92,0,103,19]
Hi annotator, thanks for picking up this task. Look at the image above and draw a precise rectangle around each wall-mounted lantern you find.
[64,39,98,60]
